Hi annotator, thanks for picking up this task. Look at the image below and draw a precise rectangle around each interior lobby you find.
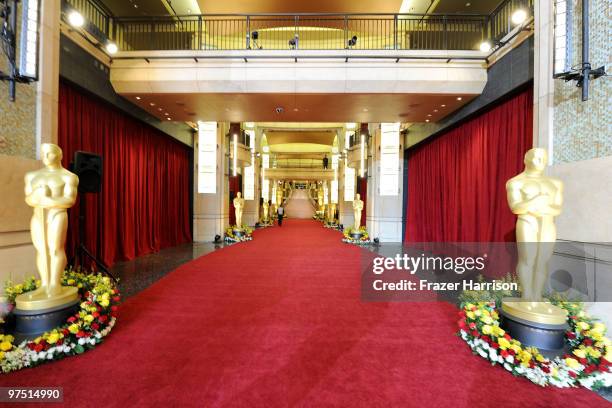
[0,0,610,406]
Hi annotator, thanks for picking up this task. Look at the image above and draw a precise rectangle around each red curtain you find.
[58,82,192,267]
[405,87,533,243]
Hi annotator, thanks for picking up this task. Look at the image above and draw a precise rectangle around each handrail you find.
[63,0,533,54]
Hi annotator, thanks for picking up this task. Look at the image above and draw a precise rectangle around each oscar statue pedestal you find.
[501,298,569,358]
[350,230,364,240]
[12,287,80,342]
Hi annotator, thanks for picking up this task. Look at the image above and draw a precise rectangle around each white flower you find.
[505,355,514,364]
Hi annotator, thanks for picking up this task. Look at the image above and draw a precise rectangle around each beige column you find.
[532,0,555,153]
[36,0,61,154]
[193,122,229,241]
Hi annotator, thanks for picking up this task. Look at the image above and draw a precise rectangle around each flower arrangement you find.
[224,225,254,242]
[342,226,371,245]
[0,269,120,374]
[457,300,612,389]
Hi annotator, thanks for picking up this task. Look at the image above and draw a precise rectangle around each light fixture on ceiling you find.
[427,114,432,117]
[67,10,84,28]
[158,107,163,111]
[105,42,118,54]
[433,109,438,112]
[164,112,169,116]
[511,9,528,25]
[135,96,141,100]
[456,97,462,101]
[425,119,430,122]
[166,117,171,121]
[150,102,156,106]
[441,104,446,107]
[479,41,492,53]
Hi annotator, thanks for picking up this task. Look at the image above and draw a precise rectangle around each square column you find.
[366,123,404,242]
[193,122,229,241]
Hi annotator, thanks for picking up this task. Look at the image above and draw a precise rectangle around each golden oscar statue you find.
[16,144,80,316]
[353,193,364,230]
[262,201,270,223]
[501,148,567,353]
[276,188,283,209]
[233,192,245,228]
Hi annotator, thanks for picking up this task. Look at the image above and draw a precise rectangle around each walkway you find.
[0,220,607,407]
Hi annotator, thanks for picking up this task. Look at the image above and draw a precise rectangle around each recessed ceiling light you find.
[466,2,471,6]
[479,41,492,53]
[150,102,156,106]
[164,112,169,116]
[425,119,430,122]
[512,9,528,25]
[166,117,171,121]
[456,97,462,101]
[427,114,432,117]
[441,104,446,107]
[133,4,138,8]
[135,96,141,100]
[158,107,163,111]
[293,108,299,112]
[67,11,84,28]
[187,9,192,14]
[433,109,438,112]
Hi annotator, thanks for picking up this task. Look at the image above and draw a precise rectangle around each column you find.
[36,0,61,152]
[193,122,229,241]
[366,123,404,242]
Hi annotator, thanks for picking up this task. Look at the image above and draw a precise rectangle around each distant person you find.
[323,155,329,169]
[277,205,284,227]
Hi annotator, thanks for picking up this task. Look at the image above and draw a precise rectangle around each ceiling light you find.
[425,119,430,122]
[67,11,84,28]
[158,107,163,111]
[166,117,171,121]
[150,102,156,106]
[135,96,141,100]
[441,104,446,107]
[427,114,432,117]
[363,108,368,112]
[456,97,462,101]
[164,112,169,116]
[511,9,528,25]
[434,109,438,112]
[479,41,492,53]
[105,42,118,54]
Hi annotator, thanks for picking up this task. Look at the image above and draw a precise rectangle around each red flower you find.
[566,331,576,339]
[501,350,509,358]
[91,323,100,331]
[542,366,550,373]
[468,322,476,330]
[92,311,100,318]
[67,316,77,323]
[508,349,516,356]
[34,343,44,352]
[491,342,499,350]
[569,371,577,378]
[470,306,477,312]
[112,296,121,302]
[458,310,466,318]
[62,329,70,336]
[481,336,491,344]
[458,320,467,330]
[599,365,610,373]
[111,305,118,312]
[76,330,87,338]
[583,339,593,346]
[98,315,108,323]
[579,357,587,365]
[504,334,511,341]
[471,330,479,337]
[585,364,597,374]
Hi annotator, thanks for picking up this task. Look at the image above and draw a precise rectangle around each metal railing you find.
[64,0,533,54]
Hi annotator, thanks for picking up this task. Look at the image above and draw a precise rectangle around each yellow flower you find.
[572,349,586,359]
[565,358,581,369]
[510,344,522,354]
[84,315,94,323]
[99,298,109,307]
[588,331,604,341]
[494,327,505,337]
[67,279,76,285]
[466,311,475,319]
[474,309,482,317]
[498,338,511,350]
[0,351,4,360]
[535,353,545,362]
[577,322,590,331]
[14,284,23,293]
[586,347,601,359]
[480,316,493,325]
[482,325,493,335]
[0,341,12,352]
[491,311,499,320]
[519,350,532,364]
[3,335,14,343]
[46,333,59,344]
[68,323,80,334]
[592,322,605,334]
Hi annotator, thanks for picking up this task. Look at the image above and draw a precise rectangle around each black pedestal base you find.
[350,231,364,240]
[500,309,569,359]
[11,300,80,343]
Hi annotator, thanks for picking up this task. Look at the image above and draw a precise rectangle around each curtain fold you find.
[58,82,192,267]
[405,87,533,243]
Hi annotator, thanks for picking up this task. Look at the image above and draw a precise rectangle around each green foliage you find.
[458,273,519,308]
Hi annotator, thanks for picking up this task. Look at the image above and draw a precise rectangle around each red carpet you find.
[0,220,607,407]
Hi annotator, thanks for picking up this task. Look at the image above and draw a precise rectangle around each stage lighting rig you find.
[0,0,40,101]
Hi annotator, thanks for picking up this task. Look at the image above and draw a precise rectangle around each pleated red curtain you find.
[58,82,192,267]
[405,86,533,243]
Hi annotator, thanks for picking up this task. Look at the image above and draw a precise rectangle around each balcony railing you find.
[64,0,533,54]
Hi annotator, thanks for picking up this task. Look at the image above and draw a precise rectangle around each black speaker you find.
[73,151,102,193]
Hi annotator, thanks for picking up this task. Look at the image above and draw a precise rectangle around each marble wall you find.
[0,2,37,159]
[552,0,611,163]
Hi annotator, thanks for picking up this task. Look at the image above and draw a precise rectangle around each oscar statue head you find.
[41,143,63,168]
[355,193,360,200]
[524,148,548,174]
[236,192,242,198]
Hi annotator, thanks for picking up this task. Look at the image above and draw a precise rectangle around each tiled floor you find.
[109,242,229,299]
